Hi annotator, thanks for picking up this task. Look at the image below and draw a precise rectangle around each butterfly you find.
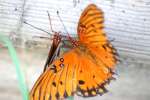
[29,4,118,100]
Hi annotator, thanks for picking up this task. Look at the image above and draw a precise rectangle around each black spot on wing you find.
[80,70,83,73]
[60,81,63,85]
[78,80,85,85]
[50,64,57,73]
[93,75,95,78]
[102,45,107,51]
[76,73,116,97]
[52,82,56,87]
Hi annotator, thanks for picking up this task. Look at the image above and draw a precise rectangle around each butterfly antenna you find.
[56,11,73,41]
[47,11,55,33]
[24,21,51,35]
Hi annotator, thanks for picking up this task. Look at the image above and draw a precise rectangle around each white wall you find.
[0,0,150,60]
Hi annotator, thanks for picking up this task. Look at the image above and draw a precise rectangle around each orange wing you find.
[29,4,118,100]
[78,4,117,68]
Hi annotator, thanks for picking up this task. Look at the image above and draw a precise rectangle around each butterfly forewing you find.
[78,4,105,44]
[78,4,117,68]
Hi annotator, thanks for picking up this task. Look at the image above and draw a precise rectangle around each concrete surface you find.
[0,47,150,100]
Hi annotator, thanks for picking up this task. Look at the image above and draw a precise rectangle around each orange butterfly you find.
[30,4,118,100]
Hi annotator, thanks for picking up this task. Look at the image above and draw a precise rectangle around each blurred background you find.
[0,0,150,100]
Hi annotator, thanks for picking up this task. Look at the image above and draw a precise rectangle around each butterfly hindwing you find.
[30,47,115,99]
